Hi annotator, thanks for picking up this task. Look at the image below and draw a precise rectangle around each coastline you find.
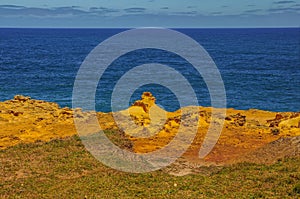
[1,93,299,166]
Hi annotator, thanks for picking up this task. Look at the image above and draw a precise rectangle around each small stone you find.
[225,116,231,121]
[13,112,23,116]
[271,128,280,135]
[275,114,283,120]
[14,95,31,102]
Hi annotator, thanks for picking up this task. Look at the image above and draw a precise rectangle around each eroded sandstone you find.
[0,92,299,166]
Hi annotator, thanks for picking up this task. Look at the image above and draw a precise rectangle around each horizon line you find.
[0,26,299,29]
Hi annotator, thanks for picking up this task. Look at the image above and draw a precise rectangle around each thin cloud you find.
[244,9,263,13]
[0,5,121,17]
[52,6,87,15]
[70,6,81,9]
[0,7,55,16]
[106,12,299,28]
[274,1,296,4]
[0,5,87,16]
[172,11,197,16]
[89,7,119,14]
[124,7,146,13]
[211,11,223,15]
[160,7,168,10]
[268,7,300,12]
[0,5,26,9]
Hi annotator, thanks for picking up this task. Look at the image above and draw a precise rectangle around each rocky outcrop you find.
[0,96,76,149]
[131,92,156,113]
[0,93,299,166]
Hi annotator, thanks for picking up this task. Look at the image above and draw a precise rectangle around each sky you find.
[0,0,299,28]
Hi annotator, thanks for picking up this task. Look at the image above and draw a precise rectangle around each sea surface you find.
[0,28,299,112]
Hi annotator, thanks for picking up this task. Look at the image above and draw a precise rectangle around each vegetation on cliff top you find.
[1,135,300,198]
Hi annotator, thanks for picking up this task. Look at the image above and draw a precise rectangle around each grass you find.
[1,132,300,198]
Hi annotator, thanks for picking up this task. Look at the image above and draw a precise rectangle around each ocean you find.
[0,28,299,112]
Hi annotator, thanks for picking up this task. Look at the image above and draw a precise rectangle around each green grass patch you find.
[1,133,300,198]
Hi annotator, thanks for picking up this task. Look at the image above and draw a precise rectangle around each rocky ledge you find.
[0,93,299,166]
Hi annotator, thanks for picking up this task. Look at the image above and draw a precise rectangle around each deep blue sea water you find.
[0,28,299,112]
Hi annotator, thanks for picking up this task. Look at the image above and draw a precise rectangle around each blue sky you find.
[0,0,299,27]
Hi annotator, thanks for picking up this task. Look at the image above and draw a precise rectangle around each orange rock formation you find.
[1,93,299,165]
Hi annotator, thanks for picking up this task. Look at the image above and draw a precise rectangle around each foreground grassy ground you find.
[1,135,300,198]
